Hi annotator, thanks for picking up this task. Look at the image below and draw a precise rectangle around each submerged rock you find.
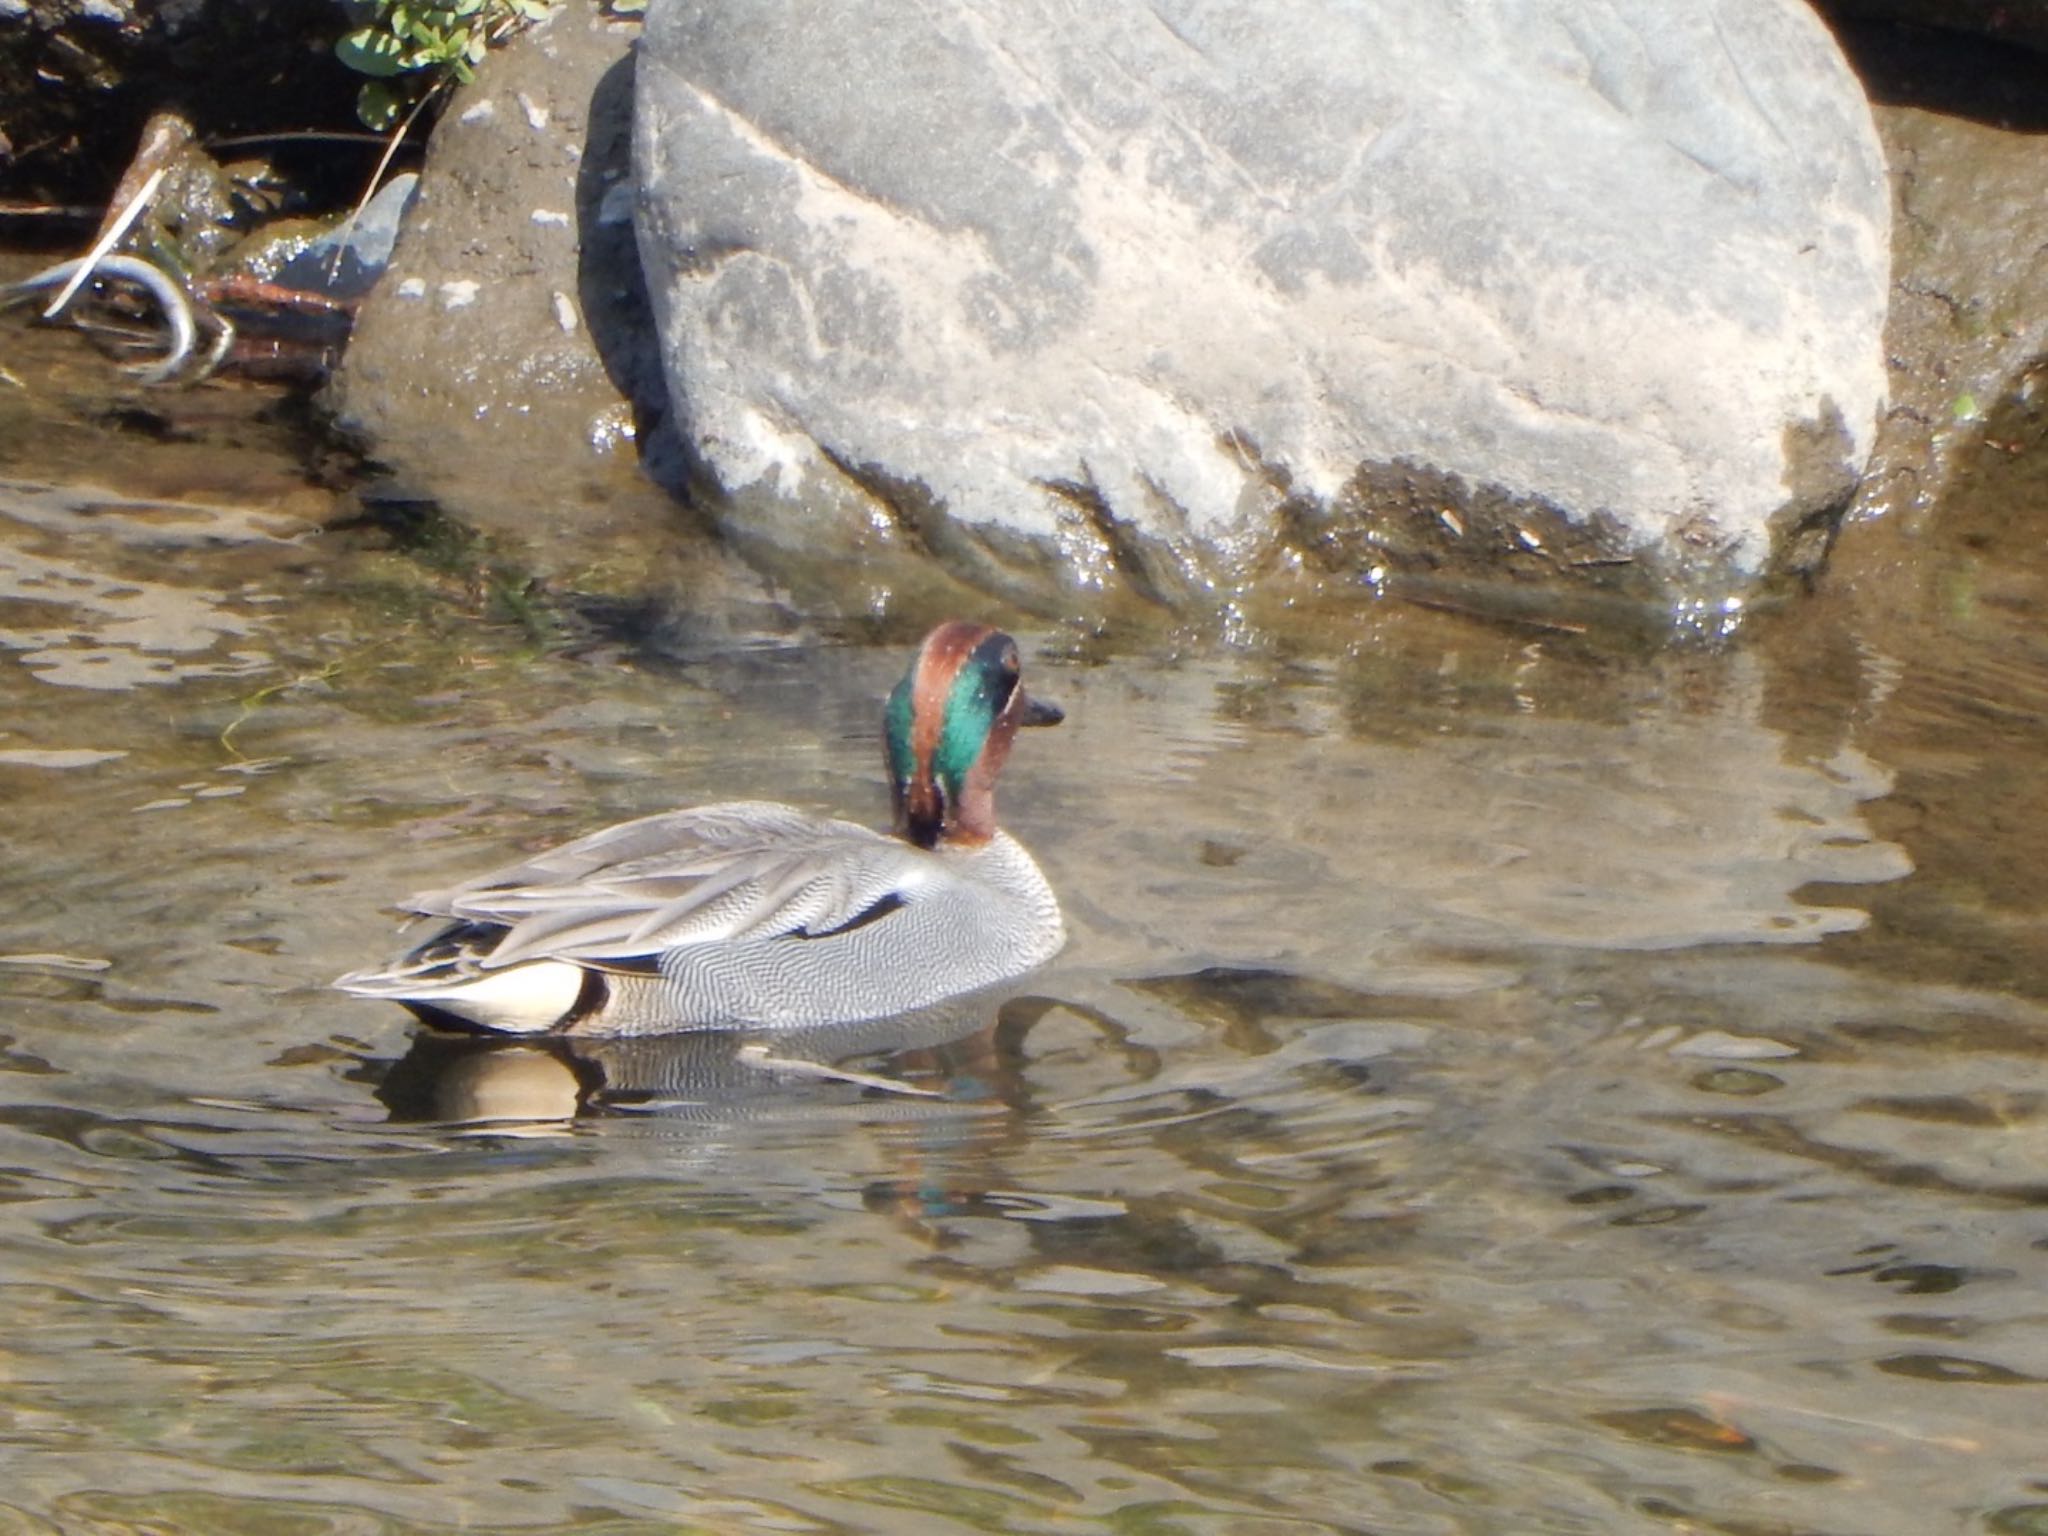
[633,0,1891,629]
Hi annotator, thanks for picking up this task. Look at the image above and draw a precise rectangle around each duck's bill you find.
[1017,692,1064,727]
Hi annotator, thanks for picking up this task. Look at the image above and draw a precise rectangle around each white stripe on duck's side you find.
[335,622,1065,1036]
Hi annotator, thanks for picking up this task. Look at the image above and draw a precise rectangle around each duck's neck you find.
[894,728,1011,848]
[942,729,1012,847]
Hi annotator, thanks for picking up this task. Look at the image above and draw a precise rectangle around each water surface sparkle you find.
[3,370,2047,1535]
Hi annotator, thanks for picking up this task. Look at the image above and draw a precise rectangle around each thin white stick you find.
[43,166,165,321]
[328,84,440,286]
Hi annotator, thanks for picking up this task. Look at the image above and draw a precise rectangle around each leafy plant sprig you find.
[336,0,557,131]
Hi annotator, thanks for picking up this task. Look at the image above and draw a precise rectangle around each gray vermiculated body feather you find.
[335,800,1064,1035]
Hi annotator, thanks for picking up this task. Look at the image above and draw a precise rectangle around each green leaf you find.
[356,78,410,130]
[1953,392,1980,422]
[401,12,454,50]
[336,26,411,76]
[340,0,553,97]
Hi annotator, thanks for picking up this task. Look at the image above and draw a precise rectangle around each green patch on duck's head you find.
[886,623,1029,848]
[885,671,918,792]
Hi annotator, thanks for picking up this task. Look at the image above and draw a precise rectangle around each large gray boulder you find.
[634,0,1891,630]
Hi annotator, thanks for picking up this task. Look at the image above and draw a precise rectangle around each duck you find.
[335,621,1066,1036]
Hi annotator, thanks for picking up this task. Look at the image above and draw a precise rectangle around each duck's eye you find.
[1000,643,1019,675]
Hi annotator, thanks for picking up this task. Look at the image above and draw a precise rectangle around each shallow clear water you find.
[5,331,2048,1535]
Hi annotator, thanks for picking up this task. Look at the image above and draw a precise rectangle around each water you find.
[5,325,2048,1535]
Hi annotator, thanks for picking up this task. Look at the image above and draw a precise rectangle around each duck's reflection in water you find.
[371,995,1039,1133]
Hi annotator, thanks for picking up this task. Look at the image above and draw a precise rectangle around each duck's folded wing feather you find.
[398,802,924,969]
[409,802,835,905]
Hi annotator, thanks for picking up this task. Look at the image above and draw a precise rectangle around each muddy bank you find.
[0,0,362,209]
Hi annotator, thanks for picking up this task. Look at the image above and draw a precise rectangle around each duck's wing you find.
[400,801,927,970]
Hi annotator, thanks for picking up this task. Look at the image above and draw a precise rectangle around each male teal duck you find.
[335,622,1065,1036]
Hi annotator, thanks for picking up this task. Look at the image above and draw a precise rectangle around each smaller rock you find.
[261,172,419,301]
[327,0,752,600]
[1669,1030,1801,1060]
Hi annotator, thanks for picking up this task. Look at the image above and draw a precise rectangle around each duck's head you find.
[885,622,1061,850]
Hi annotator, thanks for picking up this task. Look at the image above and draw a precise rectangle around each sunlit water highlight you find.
[4,350,2048,1535]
